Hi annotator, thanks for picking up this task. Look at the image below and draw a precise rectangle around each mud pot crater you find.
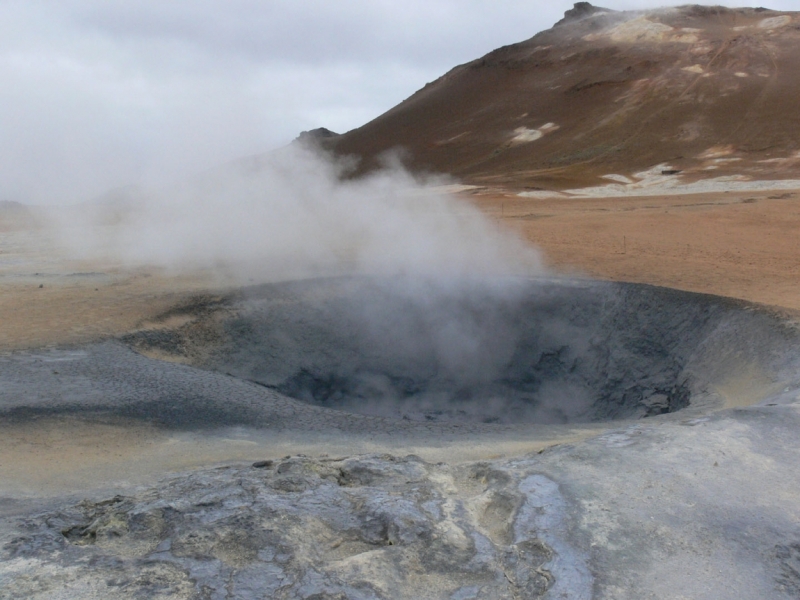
[138,276,791,427]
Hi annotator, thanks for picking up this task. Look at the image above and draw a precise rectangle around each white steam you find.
[47,144,564,425]
[54,144,543,282]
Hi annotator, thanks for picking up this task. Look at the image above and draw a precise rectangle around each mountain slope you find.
[325,4,800,190]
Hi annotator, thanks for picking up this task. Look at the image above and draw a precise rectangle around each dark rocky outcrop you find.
[294,127,340,147]
[554,2,614,27]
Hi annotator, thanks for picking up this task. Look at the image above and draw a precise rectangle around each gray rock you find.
[1,454,563,599]
[4,398,800,598]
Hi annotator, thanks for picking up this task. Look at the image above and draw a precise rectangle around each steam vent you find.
[3,2,800,599]
[175,277,792,425]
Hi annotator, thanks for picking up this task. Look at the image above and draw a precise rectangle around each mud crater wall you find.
[191,277,797,425]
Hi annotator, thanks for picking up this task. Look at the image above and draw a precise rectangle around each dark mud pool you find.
[181,276,800,425]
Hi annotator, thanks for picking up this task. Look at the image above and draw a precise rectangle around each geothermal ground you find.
[2,181,800,599]
[3,3,800,599]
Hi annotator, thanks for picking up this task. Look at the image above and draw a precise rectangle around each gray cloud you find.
[0,0,795,204]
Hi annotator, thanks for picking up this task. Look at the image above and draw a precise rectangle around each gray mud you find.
[2,276,800,598]
[1,455,567,599]
[4,403,800,599]
[3,277,797,435]
[196,277,799,425]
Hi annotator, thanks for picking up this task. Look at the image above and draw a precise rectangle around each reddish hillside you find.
[325,3,800,191]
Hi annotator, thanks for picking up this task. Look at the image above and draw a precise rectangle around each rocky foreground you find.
[3,394,800,599]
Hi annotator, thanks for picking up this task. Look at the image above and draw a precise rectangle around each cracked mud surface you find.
[4,401,800,599]
[3,4,800,597]
[2,455,562,599]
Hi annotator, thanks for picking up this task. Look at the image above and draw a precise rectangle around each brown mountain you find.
[324,3,800,191]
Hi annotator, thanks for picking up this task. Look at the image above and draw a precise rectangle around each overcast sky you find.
[1,0,795,204]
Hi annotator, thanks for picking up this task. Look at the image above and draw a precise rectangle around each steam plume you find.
[54,144,543,282]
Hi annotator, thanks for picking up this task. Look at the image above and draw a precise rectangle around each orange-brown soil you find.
[475,187,800,313]
[1,186,798,355]
[3,276,201,350]
[0,264,221,351]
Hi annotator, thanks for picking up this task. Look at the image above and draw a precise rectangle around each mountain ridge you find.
[318,3,800,191]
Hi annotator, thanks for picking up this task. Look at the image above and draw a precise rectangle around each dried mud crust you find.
[1,455,561,600]
[4,399,800,599]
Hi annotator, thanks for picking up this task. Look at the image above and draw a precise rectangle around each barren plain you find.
[481,187,800,313]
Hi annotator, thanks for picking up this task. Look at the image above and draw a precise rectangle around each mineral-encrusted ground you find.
[3,398,800,599]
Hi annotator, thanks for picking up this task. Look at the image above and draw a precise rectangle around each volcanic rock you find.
[555,2,614,27]
[294,127,340,147]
